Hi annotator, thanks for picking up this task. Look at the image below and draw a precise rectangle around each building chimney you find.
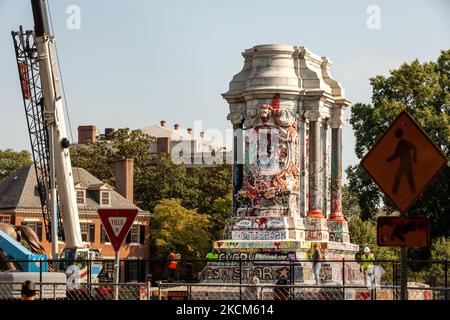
[187,128,193,134]
[160,120,166,127]
[115,158,134,203]
[105,128,115,139]
[78,125,96,144]
[157,137,171,154]
[174,123,180,130]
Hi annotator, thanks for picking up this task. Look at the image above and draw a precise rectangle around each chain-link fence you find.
[0,282,147,300]
[157,282,449,301]
[0,258,448,300]
[0,281,448,300]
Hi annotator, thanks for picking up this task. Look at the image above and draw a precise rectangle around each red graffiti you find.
[271,93,280,112]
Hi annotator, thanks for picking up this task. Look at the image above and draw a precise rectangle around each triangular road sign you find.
[98,209,139,251]
[361,111,448,212]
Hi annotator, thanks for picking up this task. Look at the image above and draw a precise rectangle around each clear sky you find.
[0,0,449,180]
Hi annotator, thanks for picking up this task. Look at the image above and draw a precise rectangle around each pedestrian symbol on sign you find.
[386,128,417,195]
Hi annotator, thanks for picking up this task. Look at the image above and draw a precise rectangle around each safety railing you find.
[0,281,448,300]
[157,282,450,301]
[1,258,448,296]
[0,282,149,300]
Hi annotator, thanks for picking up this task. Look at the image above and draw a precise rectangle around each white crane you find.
[11,0,102,280]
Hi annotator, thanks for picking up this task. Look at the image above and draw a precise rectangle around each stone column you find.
[328,117,344,221]
[298,113,307,217]
[321,118,329,218]
[305,110,323,218]
[232,122,244,212]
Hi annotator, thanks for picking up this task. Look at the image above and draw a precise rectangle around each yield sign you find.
[361,111,447,213]
[98,209,138,251]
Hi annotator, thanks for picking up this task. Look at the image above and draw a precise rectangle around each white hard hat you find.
[364,247,371,253]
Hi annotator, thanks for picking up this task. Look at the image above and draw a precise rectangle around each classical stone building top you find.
[223,44,351,124]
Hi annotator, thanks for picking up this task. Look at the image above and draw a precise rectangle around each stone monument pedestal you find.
[201,216,363,285]
[200,44,364,292]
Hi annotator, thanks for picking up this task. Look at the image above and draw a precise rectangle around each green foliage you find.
[210,195,232,240]
[430,237,450,261]
[0,149,32,180]
[411,237,450,285]
[134,154,192,211]
[348,216,400,283]
[347,50,450,238]
[150,198,211,259]
[71,141,115,184]
[71,128,154,187]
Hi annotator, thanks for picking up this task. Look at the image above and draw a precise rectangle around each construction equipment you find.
[0,0,102,283]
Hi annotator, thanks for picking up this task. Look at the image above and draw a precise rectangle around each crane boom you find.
[10,0,103,284]
[30,0,83,249]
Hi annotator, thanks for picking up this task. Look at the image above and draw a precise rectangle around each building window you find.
[126,224,144,244]
[76,190,85,204]
[80,223,89,242]
[101,191,110,206]
[129,224,139,243]
[80,223,95,243]
[0,215,11,224]
[100,225,109,243]
[127,260,139,282]
[21,221,43,241]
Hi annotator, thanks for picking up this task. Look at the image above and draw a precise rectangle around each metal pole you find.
[114,250,120,300]
[400,246,407,300]
[39,259,43,300]
[239,257,242,300]
[400,210,409,300]
[392,260,397,300]
[445,259,448,300]
[290,260,293,299]
[88,258,92,298]
[342,258,345,300]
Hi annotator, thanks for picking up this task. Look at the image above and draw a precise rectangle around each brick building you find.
[0,164,151,282]
[78,122,233,167]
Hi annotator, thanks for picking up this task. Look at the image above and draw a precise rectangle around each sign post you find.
[98,208,139,300]
[361,111,448,300]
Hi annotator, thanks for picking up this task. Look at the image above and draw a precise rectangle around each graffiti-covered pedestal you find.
[201,44,363,290]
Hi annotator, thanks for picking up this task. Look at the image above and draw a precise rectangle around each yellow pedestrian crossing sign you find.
[361,111,447,213]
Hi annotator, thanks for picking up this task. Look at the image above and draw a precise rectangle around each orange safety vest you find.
[168,252,178,269]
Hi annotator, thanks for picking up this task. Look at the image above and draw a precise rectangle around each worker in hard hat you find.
[360,247,375,287]
[206,248,219,265]
[166,248,179,282]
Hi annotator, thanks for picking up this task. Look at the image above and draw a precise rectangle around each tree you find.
[134,154,193,211]
[150,198,211,260]
[70,128,154,186]
[347,50,450,238]
[210,195,232,240]
[412,237,450,285]
[70,140,115,184]
[0,149,32,180]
